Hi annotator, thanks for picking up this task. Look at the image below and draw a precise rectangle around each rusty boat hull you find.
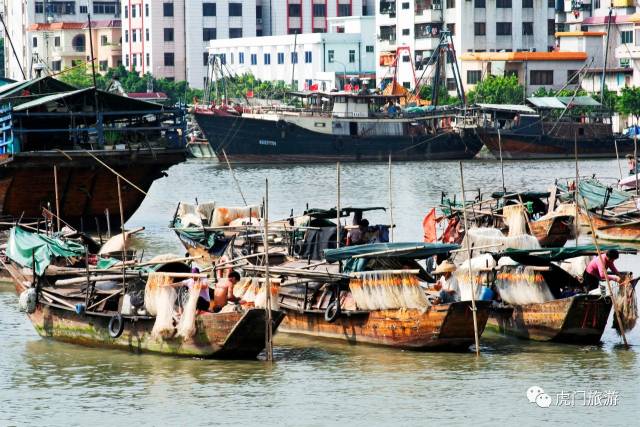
[278,300,491,351]
[529,215,574,247]
[487,294,612,344]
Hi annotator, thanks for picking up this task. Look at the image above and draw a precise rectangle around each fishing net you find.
[503,204,528,236]
[211,205,262,227]
[176,279,204,338]
[254,279,280,310]
[145,273,178,339]
[454,227,540,263]
[494,265,554,305]
[455,254,497,301]
[614,280,638,334]
[348,271,428,311]
[557,256,590,278]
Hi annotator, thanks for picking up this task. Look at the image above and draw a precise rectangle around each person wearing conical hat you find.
[433,261,460,304]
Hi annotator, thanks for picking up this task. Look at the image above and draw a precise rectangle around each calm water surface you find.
[1,158,639,426]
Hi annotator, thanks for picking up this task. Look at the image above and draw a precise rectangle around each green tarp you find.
[324,242,459,263]
[559,178,632,210]
[6,227,85,276]
[501,245,636,264]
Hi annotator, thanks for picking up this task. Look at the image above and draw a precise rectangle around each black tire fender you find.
[324,300,340,323]
[108,314,125,339]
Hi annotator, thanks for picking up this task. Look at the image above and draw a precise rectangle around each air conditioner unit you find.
[257,18,263,24]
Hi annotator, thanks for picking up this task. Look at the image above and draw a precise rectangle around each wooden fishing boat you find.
[242,243,491,351]
[483,246,635,344]
[4,226,283,359]
[528,214,574,247]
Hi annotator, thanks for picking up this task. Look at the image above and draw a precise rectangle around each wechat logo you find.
[527,386,552,408]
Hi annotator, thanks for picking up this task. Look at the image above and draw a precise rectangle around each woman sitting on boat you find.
[582,249,621,293]
[433,261,460,304]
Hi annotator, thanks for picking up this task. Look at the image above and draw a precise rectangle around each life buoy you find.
[324,300,340,323]
[108,314,124,339]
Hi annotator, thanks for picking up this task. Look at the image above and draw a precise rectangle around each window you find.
[496,22,512,36]
[125,55,129,67]
[446,78,456,91]
[548,0,554,7]
[164,52,175,66]
[548,19,555,36]
[288,4,301,17]
[278,52,285,64]
[467,70,482,84]
[101,35,108,46]
[145,4,149,16]
[229,28,242,38]
[54,36,60,47]
[305,51,312,63]
[475,0,485,7]
[496,0,511,7]
[349,50,355,63]
[402,28,410,36]
[32,37,37,48]
[132,29,137,42]
[93,1,118,14]
[530,70,553,85]
[250,54,257,65]
[124,5,128,18]
[257,5,262,18]
[313,4,326,16]
[337,4,351,16]
[447,23,455,35]
[72,34,86,52]
[291,52,298,64]
[145,28,149,41]
[567,70,579,82]
[446,0,455,8]
[230,53,234,64]
[328,50,334,63]
[219,53,226,65]
[51,60,61,71]
[288,28,301,35]
[132,54,137,67]
[42,1,75,14]
[80,5,87,13]
[522,22,533,36]
[239,52,244,64]
[203,28,217,41]
[99,60,108,71]
[164,28,174,42]
[131,4,137,17]
[229,3,242,16]
[366,45,374,53]
[146,53,150,67]
[264,53,271,65]
[402,55,410,62]
[203,2,216,16]
[35,2,43,13]
[621,31,633,44]
[124,30,128,43]
[522,0,533,7]
[474,22,486,36]
[402,2,410,8]
[163,3,173,17]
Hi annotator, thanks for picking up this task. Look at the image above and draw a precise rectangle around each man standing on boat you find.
[625,155,638,175]
[582,250,621,293]
[433,261,460,304]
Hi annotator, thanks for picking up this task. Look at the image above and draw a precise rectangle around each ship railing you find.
[0,104,14,165]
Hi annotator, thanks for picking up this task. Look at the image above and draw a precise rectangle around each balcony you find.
[415,23,442,39]
[379,1,396,16]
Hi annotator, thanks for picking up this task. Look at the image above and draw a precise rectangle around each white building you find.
[375,0,557,93]
[207,16,376,92]
[2,0,121,80]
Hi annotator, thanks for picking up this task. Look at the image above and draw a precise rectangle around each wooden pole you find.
[388,154,395,242]
[614,139,623,181]
[116,176,127,293]
[53,165,61,232]
[579,195,630,349]
[263,178,274,362]
[459,162,481,357]
[497,127,505,193]
[336,162,341,248]
[634,134,638,196]
[222,148,247,206]
[574,132,580,244]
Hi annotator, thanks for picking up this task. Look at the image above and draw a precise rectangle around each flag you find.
[246,90,254,98]
[354,85,360,91]
[310,83,319,91]
[442,216,461,244]
[344,84,352,91]
[422,208,437,243]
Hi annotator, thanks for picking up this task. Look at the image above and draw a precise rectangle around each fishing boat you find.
[476,98,634,160]
[0,76,187,231]
[484,246,636,344]
[240,243,491,351]
[4,226,283,359]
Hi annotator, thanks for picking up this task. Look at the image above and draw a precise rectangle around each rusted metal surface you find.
[487,294,611,344]
[279,300,491,351]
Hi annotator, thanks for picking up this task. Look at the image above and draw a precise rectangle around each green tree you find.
[617,86,640,122]
[418,84,458,105]
[467,75,524,105]
[57,62,97,88]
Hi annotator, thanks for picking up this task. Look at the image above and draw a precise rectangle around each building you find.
[207,16,376,92]
[375,0,557,93]
[2,0,121,80]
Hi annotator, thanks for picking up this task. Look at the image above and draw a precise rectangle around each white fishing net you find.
[494,265,555,305]
[176,279,204,338]
[145,273,178,339]
[454,227,541,263]
[211,205,262,227]
[455,254,497,301]
[349,271,428,311]
[503,204,528,236]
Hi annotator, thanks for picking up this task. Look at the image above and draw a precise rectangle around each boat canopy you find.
[477,103,535,114]
[324,242,459,262]
[499,245,636,265]
[305,206,386,220]
[6,226,85,276]
[491,191,551,200]
[527,96,601,109]
[0,76,76,106]
[558,178,632,210]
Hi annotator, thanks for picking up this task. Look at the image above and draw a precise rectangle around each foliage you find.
[617,86,640,120]
[467,75,524,105]
[532,86,618,111]
[418,84,458,105]
[223,73,293,101]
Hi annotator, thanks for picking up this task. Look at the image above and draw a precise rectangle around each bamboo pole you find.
[614,139,623,181]
[388,154,395,242]
[459,162,481,357]
[222,148,247,206]
[574,133,580,245]
[497,127,505,193]
[635,134,638,196]
[336,162,341,248]
[53,165,61,232]
[117,176,127,293]
[83,150,148,196]
[579,195,630,349]
[263,178,274,362]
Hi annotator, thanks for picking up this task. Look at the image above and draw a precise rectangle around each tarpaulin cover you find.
[324,242,459,263]
[558,178,632,210]
[500,245,636,265]
[6,227,85,276]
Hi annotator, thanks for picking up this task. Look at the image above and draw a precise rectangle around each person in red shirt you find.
[582,249,621,291]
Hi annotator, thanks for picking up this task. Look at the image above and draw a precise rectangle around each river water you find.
[1,158,638,426]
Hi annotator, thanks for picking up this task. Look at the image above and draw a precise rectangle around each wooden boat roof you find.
[498,245,637,264]
[527,96,601,109]
[0,76,77,106]
[324,242,459,262]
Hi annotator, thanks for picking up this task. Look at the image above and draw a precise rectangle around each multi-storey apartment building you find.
[2,0,121,80]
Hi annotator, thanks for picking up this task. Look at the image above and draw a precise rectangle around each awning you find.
[477,103,535,114]
[557,96,602,107]
[324,242,459,262]
[527,96,601,109]
[499,245,636,264]
[305,207,386,219]
[527,97,567,109]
